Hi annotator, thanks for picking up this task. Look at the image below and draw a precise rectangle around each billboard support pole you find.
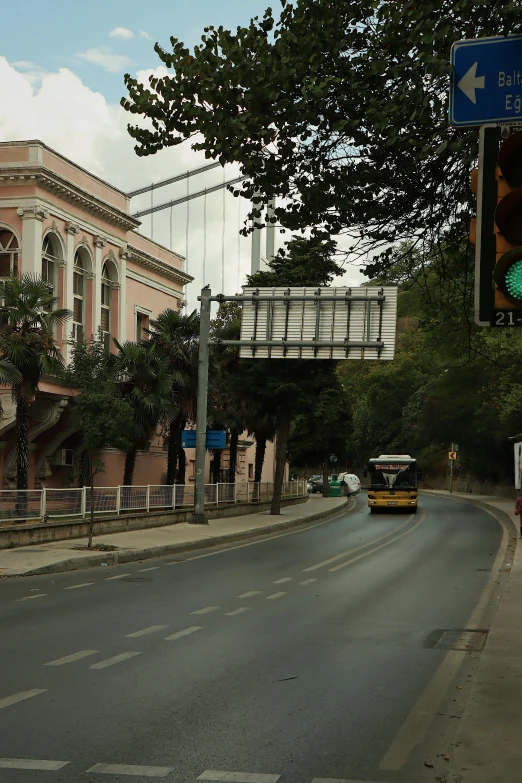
[190,286,211,524]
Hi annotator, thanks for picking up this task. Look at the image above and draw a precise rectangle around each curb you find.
[11,497,351,577]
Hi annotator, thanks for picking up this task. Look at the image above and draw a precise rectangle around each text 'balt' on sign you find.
[450,34,522,127]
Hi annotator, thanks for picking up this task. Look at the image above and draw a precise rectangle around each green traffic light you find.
[505,259,522,300]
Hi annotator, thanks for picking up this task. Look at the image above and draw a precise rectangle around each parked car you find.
[338,473,362,495]
[307,476,324,493]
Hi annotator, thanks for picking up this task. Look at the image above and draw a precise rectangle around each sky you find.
[0,0,364,310]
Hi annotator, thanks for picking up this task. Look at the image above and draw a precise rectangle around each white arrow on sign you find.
[457,62,485,105]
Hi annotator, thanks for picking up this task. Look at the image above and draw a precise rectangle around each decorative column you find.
[16,206,49,275]
[119,246,129,343]
[64,222,80,363]
[93,235,106,335]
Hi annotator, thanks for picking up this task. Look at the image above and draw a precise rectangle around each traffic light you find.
[494,130,522,312]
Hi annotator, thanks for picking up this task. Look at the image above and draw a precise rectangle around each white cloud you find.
[109,27,135,39]
[0,57,364,310]
[76,47,132,73]
[139,30,153,40]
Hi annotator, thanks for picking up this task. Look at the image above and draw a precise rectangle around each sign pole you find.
[449,442,454,494]
[190,286,211,524]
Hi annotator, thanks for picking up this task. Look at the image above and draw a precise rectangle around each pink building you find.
[0,140,191,489]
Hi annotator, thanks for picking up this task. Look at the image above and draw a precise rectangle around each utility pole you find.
[190,287,212,524]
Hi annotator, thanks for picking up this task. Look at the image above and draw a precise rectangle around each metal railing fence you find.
[0,480,307,524]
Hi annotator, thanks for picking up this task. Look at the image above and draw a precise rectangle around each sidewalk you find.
[0,495,349,578]
[423,490,521,783]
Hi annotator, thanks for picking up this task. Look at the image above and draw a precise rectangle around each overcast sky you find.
[0,0,365,311]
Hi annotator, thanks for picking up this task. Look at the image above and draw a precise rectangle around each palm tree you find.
[0,274,70,489]
[148,309,200,485]
[113,340,175,486]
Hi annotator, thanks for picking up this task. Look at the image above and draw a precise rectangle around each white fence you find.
[0,480,307,524]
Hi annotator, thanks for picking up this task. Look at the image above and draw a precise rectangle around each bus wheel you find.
[370,507,378,514]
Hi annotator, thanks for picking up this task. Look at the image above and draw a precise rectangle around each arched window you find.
[42,236,58,290]
[0,229,19,278]
[72,251,85,344]
[101,263,111,350]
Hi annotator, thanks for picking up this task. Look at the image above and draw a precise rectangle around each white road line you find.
[64,583,93,590]
[44,650,98,667]
[105,573,131,580]
[299,579,317,585]
[164,626,203,641]
[126,625,168,638]
[266,592,286,600]
[198,772,281,783]
[0,689,47,710]
[90,652,141,670]
[17,593,47,601]
[238,591,261,598]
[273,578,292,584]
[0,758,69,771]
[303,515,413,572]
[138,567,160,572]
[330,513,421,572]
[191,606,220,615]
[225,607,251,616]
[87,763,173,777]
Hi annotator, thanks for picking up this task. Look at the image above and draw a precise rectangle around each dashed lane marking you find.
[138,567,160,572]
[164,626,203,641]
[17,594,47,601]
[0,689,47,710]
[191,606,220,615]
[86,763,173,777]
[64,583,93,590]
[126,625,168,638]
[311,779,388,783]
[0,758,69,771]
[299,578,317,585]
[273,577,292,584]
[105,573,131,581]
[198,772,281,783]
[266,592,286,600]
[225,607,251,616]
[89,652,141,670]
[238,591,261,598]
[45,650,98,667]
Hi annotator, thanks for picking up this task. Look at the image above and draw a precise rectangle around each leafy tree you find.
[122,1,521,277]
[114,340,175,486]
[63,333,133,548]
[0,274,69,490]
[148,309,200,484]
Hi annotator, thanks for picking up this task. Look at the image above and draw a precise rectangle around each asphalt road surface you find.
[0,493,507,783]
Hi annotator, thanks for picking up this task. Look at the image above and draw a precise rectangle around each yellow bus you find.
[365,454,419,513]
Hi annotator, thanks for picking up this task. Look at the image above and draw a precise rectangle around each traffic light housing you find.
[494,130,522,309]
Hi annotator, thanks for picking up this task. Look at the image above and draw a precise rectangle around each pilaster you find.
[93,236,106,335]
[16,205,49,276]
[64,221,80,363]
[119,246,129,343]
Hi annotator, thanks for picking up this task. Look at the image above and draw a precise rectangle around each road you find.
[0,493,507,783]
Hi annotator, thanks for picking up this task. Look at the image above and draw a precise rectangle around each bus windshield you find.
[368,462,417,490]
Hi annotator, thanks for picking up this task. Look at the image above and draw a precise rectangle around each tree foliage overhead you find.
[122,0,521,271]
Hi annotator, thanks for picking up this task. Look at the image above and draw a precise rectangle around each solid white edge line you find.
[380,505,510,771]
[329,513,420,572]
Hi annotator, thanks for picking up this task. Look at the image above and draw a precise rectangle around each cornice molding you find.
[127,244,193,287]
[1,165,140,231]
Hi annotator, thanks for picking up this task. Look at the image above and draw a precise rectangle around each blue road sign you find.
[181,430,226,449]
[450,35,522,127]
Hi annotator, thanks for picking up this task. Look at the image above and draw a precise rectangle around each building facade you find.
[0,140,192,489]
